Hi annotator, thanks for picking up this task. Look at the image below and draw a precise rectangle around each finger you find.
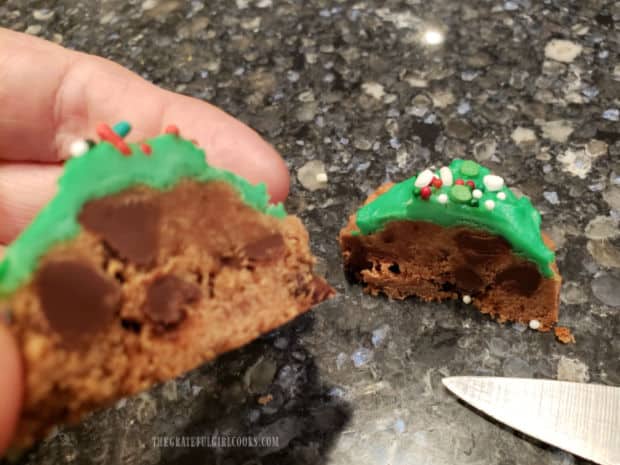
[0,323,23,455]
[0,163,61,244]
[0,28,289,201]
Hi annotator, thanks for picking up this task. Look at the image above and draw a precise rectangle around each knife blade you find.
[442,376,620,465]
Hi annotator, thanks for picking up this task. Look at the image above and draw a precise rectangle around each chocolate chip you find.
[143,275,200,326]
[454,230,510,263]
[36,260,121,341]
[455,266,484,292]
[342,240,373,281]
[242,233,286,263]
[79,196,160,267]
[496,263,542,296]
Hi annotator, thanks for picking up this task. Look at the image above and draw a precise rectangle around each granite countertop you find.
[1,0,619,464]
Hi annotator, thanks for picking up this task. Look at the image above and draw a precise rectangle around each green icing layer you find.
[0,134,285,296]
[355,159,555,277]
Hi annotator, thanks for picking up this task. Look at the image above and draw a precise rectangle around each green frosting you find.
[0,130,285,296]
[355,159,555,277]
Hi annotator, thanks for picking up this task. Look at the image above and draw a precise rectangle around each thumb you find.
[0,316,22,455]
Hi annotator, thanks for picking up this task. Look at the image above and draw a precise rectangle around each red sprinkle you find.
[96,123,131,155]
[466,180,475,189]
[420,186,432,200]
[141,143,152,155]
[455,179,465,185]
[164,125,180,136]
[432,177,443,188]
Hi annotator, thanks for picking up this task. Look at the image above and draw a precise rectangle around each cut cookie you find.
[0,122,333,448]
[339,159,561,330]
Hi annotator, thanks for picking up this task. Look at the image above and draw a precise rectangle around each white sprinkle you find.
[437,193,448,204]
[529,319,541,330]
[462,295,472,304]
[484,199,496,211]
[439,166,453,186]
[414,169,434,188]
[497,192,506,200]
[316,172,328,183]
[69,139,90,157]
[472,189,483,199]
[483,174,504,192]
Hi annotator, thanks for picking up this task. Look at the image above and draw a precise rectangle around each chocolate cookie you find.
[0,122,333,448]
[339,160,561,331]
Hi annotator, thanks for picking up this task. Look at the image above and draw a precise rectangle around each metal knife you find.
[442,376,620,465]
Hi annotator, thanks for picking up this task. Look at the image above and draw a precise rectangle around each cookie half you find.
[339,159,561,330]
[0,122,333,448]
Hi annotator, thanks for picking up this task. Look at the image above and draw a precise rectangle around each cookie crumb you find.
[554,326,575,344]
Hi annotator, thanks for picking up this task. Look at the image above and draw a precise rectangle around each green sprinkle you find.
[460,160,480,177]
[449,184,472,203]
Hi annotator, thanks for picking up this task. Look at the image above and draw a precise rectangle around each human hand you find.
[0,27,290,454]
[0,323,21,455]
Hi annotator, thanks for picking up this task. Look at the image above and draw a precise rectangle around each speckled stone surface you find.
[2,1,620,464]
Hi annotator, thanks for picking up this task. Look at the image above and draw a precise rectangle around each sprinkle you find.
[437,193,448,204]
[316,172,328,183]
[483,174,504,192]
[69,139,90,157]
[472,189,483,199]
[414,169,434,188]
[449,184,472,203]
[96,123,131,155]
[141,143,152,155]
[455,179,465,185]
[112,121,132,138]
[420,186,432,200]
[460,160,480,177]
[529,319,541,330]
[439,166,453,186]
[466,180,476,189]
[497,192,506,200]
[462,295,472,304]
[164,124,180,136]
[484,199,496,210]
[431,177,443,188]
